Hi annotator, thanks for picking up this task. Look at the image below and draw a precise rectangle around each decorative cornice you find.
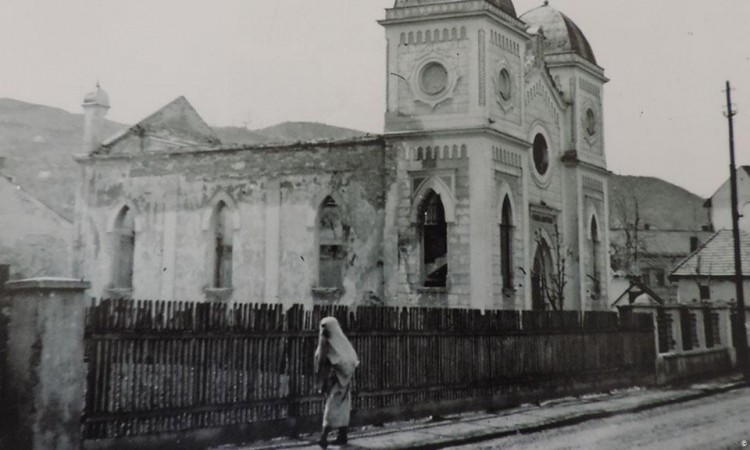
[384,126,531,149]
[381,1,528,37]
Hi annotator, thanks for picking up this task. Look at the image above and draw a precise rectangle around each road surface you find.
[451,386,750,450]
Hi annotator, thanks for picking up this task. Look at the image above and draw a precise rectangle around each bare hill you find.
[0,98,366,220]
[0,98,126,221]
[214,121,367,145]
[609,174,709,231]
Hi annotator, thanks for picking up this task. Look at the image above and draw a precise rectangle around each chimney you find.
[82,83,110,153]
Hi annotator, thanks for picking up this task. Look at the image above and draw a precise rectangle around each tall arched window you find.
[500,196,513,290]
[112,206,135,290]
[421,191,447,287]
[318,196,347,289]
[590,216,600,296]
[212,201,233,288]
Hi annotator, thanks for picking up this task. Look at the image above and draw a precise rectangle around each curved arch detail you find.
[497,181,516,225]
[107,201,143,233]
[410,176,456,223]
[307,190,347,228]
[201,191,241,231]
[586,205,600,241]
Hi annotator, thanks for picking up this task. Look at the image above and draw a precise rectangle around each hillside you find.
[609,174,710,231]
[0,98,366,220]
[215,122,367,145]
[0,98,127,221]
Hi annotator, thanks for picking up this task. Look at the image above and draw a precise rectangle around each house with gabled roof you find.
[670,229,750,305]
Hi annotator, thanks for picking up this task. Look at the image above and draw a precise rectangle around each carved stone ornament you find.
[493,60,515,113]
[408,49,461,109]
[580,99,600,150]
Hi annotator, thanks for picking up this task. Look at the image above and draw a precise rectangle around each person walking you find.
[314,316,359,448]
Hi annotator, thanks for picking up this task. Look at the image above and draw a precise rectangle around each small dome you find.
[394,0,517,18]
[520,4,596,64]
[83,84,110,108]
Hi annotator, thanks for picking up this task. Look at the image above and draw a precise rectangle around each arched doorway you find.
[531,239,552,310]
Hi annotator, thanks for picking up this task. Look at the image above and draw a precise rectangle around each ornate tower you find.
[381,1,610,311]
[381,0,533,310]
[522,4,610,310]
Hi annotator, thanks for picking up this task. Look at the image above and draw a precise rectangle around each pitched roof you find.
[671,229,750,278]
[96,96,220,155]
[704,165,750,207]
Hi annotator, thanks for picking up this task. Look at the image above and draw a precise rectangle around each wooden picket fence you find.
[82,299,655,446]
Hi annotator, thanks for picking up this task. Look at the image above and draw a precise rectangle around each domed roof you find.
[520,4,596,64]
[394,0,517,18]
[83,83,110,108]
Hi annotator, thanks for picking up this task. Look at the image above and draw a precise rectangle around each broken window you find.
[212,201,233,288]
[421,191,447,288]
[112,206,135,290]
[500,196,513,290]
[318,196,346,289]
[590,216,600,296]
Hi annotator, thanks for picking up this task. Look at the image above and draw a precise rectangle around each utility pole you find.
[725,80,750,379]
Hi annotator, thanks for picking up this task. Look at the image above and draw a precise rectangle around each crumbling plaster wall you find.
[77,138,395,306]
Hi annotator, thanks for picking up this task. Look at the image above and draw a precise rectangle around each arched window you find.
[590,216,600,297]
[421,191,447,287]
[112,206,135,290]
[500,196,513,290]
[318,196,347,289]
[212,201,233,288]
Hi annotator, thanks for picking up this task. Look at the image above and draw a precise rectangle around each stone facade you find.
[75,1,611,310]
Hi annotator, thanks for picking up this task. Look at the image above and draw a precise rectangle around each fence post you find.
[0,278,89,450]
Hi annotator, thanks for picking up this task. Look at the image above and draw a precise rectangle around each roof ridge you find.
[669,229,723,276]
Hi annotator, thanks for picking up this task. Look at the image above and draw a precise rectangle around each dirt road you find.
[451,386,750,450]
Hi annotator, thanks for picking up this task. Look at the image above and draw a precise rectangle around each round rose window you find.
[420,62,449,96]
[533,134,549,175]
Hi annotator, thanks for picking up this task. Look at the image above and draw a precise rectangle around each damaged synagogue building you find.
[73,0,611,310]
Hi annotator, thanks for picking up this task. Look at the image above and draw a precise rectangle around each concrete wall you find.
[0,175,72,280]
[0,278,88,450]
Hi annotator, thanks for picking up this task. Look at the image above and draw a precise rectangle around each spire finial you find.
[543,0,549,5]
[96,80,100,89]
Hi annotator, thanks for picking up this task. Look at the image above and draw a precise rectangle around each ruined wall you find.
[0,176,72,280]
[76,138,393,307]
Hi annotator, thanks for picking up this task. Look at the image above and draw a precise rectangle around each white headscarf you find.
[315,316,359,385]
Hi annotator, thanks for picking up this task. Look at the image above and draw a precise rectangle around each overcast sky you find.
[1,0,749,198]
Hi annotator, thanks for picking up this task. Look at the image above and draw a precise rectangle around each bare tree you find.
[533,223,573,311]
[610,195,649,277]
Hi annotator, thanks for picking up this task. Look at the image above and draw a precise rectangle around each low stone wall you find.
[622,304,737,385]
[656,347,734,385]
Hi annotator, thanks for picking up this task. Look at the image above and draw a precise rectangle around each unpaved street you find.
[451,387,750,450]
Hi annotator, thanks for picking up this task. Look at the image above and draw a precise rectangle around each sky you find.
[1,0,750,198]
